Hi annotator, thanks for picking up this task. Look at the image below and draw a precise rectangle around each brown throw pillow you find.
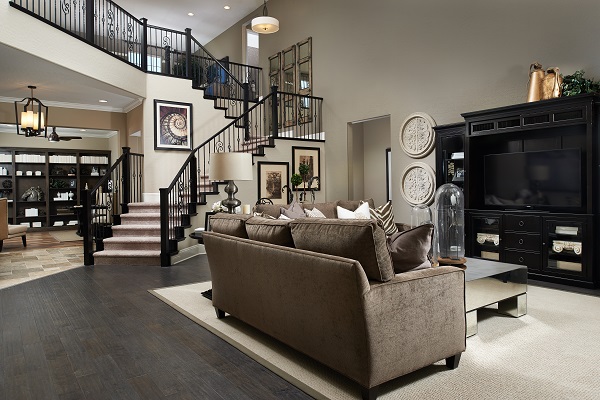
[387,224,433,273]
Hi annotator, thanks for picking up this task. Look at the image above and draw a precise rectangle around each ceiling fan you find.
[47,127,82,142]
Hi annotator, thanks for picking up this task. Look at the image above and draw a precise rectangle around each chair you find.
[0,198,27,251]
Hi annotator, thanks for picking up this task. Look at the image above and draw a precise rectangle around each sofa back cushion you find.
[303,201,338,218]
[289,219,394,282]
[337,198,375,212]
[209,213,252,238]
[253,203,284,219]
[245,217,295,247]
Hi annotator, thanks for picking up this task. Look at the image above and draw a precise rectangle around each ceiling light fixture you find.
[99,99,108,103]
[14,85,48,138]
[224,5,230,10]
[251,0,279,34]
[188,12,194,16]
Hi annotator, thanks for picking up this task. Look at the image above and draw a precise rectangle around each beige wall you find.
[0,102,123,157]
[126,105,144,153]
[142,74,231,190]
[0,1,145,99]
[207,0,600,223]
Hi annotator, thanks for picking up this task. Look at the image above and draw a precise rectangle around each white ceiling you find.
[0,0,263,129]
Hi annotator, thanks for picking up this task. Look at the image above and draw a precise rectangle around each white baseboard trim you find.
[171,244,206,264]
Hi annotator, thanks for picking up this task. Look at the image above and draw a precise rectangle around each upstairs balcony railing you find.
[9,0,262,118]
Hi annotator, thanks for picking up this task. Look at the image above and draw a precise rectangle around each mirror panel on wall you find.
[269,37,313,127]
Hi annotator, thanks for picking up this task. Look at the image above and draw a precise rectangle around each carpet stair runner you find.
[93,202,162,266]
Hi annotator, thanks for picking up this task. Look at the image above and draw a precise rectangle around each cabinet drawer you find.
[504,214,540,232]
[504,250,541,270]
[503,232,541,252]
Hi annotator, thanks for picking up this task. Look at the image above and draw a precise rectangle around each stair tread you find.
[121,213,162,218]
[112,224,160,230]
[94,250,161,257]
[103,237,161,243]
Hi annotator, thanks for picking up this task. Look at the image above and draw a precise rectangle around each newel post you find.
[85,0,94,43]
[122,147,131,214]
[185,28,192,79]
[141,18,148,71]
[271,85,279,138]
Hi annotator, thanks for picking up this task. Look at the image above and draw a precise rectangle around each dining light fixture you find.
[251,0,279,34]
[14,85,48,138]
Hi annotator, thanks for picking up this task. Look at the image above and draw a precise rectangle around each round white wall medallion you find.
[400,162,436,206]
[399,112,436,158]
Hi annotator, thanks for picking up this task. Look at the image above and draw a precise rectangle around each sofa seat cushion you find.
[209,213,252,238]
[8,224,27,236]
[387,224,433,273]
[245,217,294,247]
[290,219,394,282]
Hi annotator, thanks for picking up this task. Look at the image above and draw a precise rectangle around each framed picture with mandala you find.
[154,99,193,151]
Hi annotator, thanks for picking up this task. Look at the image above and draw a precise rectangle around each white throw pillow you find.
[337,202,370,219]
[305,207,326,218]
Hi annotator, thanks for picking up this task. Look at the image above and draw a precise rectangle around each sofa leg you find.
[0,240,3,252]
[446,353,462,369]
[361,386,378,400]
[215,307,225,319]
[22,235,26,247]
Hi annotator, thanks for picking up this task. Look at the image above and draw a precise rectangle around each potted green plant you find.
[298,162,310,202]
[290,173,303,203]
[561,70,600,96]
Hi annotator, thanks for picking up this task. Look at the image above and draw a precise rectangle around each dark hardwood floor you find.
[0,254,313,400]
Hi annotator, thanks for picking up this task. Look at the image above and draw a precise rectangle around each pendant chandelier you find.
[14,85,48,137]
[251,0,279,34]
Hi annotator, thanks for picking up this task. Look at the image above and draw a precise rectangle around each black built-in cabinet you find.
[436,94,599,287]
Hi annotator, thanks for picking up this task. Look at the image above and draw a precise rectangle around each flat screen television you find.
[484,148,582,210]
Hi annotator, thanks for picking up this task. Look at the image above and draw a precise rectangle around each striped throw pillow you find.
[363,200,398,236]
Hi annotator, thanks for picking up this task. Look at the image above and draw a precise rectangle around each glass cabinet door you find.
[469,213,501,260]
[544,217,589,277]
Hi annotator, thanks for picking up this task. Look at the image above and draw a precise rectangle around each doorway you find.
[347,115,391,206]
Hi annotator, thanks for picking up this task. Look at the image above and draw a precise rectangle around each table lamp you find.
[209,152,253,213]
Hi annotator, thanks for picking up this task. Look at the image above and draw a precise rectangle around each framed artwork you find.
[154,99,193,151]
[292,146,320,191]
[257,162,289,205]
[386,148,392,202]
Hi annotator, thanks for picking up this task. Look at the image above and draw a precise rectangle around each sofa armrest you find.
[362,266,466,387]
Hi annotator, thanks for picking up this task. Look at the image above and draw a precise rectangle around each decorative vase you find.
[68,191,74,200]
[434,183,465,266]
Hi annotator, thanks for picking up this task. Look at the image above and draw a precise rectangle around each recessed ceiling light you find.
[188,12,194,16]
[99,99,108,103]
[80,129,87,132]
[224,5,230,10]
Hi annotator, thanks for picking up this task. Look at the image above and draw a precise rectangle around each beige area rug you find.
[49,229,82,242]
[150,282,600,400]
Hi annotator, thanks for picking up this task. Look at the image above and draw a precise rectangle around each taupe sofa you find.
[203,211,466,400]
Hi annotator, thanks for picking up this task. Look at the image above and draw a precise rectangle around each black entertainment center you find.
[435,93,599,288]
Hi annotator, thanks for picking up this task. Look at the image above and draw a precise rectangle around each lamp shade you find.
[251,16,279,33]
[209,152,253,181]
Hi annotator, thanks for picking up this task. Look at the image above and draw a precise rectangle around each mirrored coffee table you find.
[463,257,528,337]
